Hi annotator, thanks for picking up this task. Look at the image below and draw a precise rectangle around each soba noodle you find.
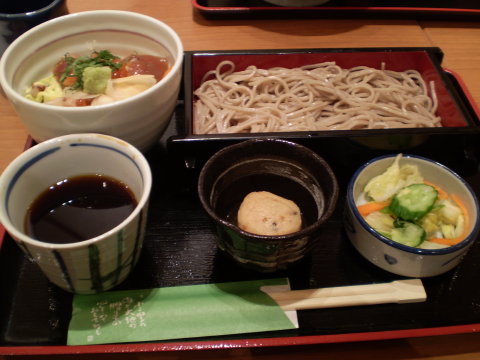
[193,60,442,134]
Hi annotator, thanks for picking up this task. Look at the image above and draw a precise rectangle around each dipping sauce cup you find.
[0,133,152,294]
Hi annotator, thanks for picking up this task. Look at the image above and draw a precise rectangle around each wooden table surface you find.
[1,1,480,359]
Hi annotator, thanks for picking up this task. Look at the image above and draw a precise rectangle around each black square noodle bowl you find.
[169,47,480,177]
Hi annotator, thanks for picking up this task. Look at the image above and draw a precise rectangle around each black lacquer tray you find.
[1,72,480,355]
[192,0,480,20]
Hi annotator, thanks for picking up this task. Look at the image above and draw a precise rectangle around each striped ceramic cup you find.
[0,133,152,294]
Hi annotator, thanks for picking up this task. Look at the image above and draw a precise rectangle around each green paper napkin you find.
[67,278,297,345]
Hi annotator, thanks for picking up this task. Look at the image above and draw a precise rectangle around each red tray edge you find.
[0,323,479,355]
[191,1,480,14]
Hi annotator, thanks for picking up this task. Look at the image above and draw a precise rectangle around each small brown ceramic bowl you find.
[197,138,339,272]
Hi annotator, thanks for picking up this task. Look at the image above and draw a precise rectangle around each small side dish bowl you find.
[198,138,339,272]
[0,10,183,152]
[345,154,480,277]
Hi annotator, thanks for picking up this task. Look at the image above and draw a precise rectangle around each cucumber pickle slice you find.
[390,184,438,221]
[391,219,426,247]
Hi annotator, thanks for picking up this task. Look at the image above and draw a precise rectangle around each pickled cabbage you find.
[364,154,424,202]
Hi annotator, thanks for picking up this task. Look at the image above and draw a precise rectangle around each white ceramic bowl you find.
[263,0,330,6]
[0,133,152,294]
[0,10,183,152]
[344,154,480,278]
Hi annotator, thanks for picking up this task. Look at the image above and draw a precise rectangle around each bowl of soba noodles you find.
[171,48,477,156]
[0,10,184,152]
[167,48,478,170]
[188,49,472,134]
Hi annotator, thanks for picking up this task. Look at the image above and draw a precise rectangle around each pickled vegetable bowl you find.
[357,154,468,249]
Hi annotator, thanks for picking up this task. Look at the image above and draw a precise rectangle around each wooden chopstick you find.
[262,279,427,311]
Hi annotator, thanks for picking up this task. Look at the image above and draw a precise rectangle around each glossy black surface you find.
[1,74,480,348]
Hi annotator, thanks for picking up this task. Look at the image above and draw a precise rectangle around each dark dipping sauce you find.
[25,174,137,244]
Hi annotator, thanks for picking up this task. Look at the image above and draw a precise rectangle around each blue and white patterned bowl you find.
[0,133,152,294]
[344,154,480,278]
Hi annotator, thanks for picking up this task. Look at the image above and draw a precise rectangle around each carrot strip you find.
[423,180,448,200]
[429,237,461,246]
[357,201,390,217]
[430,194,469,246]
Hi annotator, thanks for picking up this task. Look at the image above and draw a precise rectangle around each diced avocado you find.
[25,75,63,103]
[82,66,112,94]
